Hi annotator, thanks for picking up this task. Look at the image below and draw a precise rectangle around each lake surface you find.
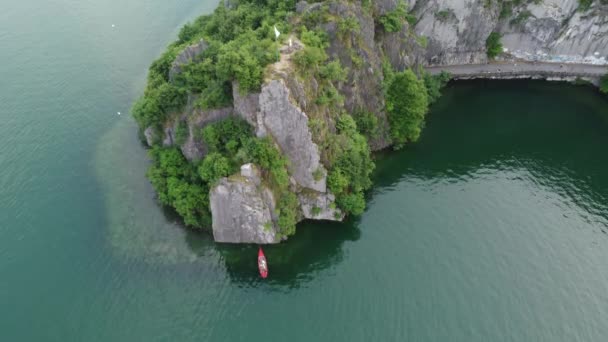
[2,1,608,341]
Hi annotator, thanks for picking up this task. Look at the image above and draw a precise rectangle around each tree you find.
[385,69,429,148]
[486,32,503,59]
[198,153,234,184]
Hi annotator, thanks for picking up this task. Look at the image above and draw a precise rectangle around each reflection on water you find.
[213,219,361,289]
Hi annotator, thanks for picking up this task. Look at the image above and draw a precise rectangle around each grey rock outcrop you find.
[168,39,208,81]
[321,1,392,150]
[258,79,327,193]
[376,0,608,67]
[232,82,260,128]
[180,106,233,162]
[210,164,279,244]
[143,126,157,147]
[298,191,344,221]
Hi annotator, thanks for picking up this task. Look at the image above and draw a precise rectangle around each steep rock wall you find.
[374,0,608,67]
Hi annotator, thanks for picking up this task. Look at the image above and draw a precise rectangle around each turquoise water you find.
[2,1,608,341]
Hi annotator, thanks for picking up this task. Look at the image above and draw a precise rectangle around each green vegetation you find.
[132,0,296,130]
[423,71,451,104]
[486,32,503,59]
[385,69,429,148]
[578,0,593,11]
[378,1,416,33]
[294,26,372,216]
[327,114,375,215]
[174,120,189,145]
[435,9,453,22]
[147,117,298,236]
[352,109,379,140]
[147,148,211,228]
[138,0,453,237]
[600,74,608,94]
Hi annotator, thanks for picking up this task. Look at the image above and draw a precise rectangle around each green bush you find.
[174,121,189,145]
[201,117,253,154]
[486,32,503,59]
[423,71,451,104]
[198,152,234,184]
[326,114,375,216]
[147,148,211,228]
[385,69,429,148]
[133,0,296,133]
[353,110,379,140]
[578,0,593,11]
[379,2,416,32]
[319,60,348,82]
[600,74,608,94]
[293,46,328,72]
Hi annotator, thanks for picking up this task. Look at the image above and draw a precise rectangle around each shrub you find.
[319,60,348,82]
[277,192,298,237]
[147,148,211,228]
[353,109,379,140]
[578,0,593,11]
[293,46,328,72]
[385,69,429,148]
[600,74,608,94]
[327,114,375,216]
[379,2,416,32]
[486,32,503,59]
[201,117,253,154]
[337,16,360,40]
[423,71,451,104]
[174,121,189,145]
[435,9,453,22]
[133,0,296,132]
[198,152,234,184]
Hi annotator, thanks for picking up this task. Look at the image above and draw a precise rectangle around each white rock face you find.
[392,0,608,66]
[258,79,327,193]
[501,0,608,64]
[210,164,279,244]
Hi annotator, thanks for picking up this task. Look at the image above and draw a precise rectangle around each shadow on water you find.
[373,79,608,220]
[183,218,361,288]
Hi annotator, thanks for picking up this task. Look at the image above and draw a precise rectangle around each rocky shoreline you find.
[136,0,608,244]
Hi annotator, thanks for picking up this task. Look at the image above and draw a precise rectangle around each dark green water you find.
[2,1,608,341]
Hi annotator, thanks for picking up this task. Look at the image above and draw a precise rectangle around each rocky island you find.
[133,0,608,244]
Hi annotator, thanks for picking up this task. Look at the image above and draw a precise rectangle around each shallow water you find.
[2,1,608,340]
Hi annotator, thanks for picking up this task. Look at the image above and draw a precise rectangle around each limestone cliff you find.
[374,0,608,67]
[140,0,608,244]
[210,164,279,244]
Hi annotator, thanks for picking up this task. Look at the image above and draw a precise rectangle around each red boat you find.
[258,247,268,278]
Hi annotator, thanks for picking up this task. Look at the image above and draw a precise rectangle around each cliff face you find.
[143,0,608,244]
[377,0,608,67]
